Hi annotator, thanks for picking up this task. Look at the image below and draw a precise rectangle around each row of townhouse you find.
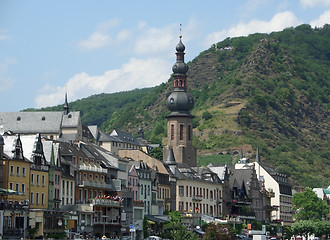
[0,132,224,239]
[0,130,293,239]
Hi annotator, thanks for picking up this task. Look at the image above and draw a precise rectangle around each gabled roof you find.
[0,111,80,135]
[110,129,141,145]
[61,112,80,128]
[19,135,40,162]
[3,135,28,161]
[197,166,222,183]
[229,169,253,194]
[0,112,62,134]
[207,165,228,181]
[98,130,119,142]
[43,140,60,167]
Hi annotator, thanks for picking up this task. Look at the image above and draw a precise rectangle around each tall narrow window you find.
[30,192,34,204]
[170,124,174,141]
[188,125,192,141]
[180,124,184,141]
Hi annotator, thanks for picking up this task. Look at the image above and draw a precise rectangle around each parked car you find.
[144,236,162,240]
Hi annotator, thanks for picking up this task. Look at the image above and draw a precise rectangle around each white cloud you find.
[35,58,171,108]
[0,30,9,41]
[138,21,147,29]
[77,32,112,50]
[300,0,330,8]
[134,24,177,56]
[0,34,9,40]
[310,10,330,27]
[133,19,200,57]
[203,11,301,48]
[77,19,128,50]
[238,0,270,18]
[96,19,120,32]
[115,30,131,42]
[0,58,17,91]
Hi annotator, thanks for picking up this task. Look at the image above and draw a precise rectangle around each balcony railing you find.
[75,164,107,173]
[133,201,144,207]
[192,195,203,201]
[31,164,49,171]
[91,199,121,207]
[216,198,223,204]
[78,180,113,190]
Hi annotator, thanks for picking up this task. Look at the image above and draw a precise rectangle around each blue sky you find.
[1,0,329,111]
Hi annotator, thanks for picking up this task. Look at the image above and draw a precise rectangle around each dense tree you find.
[203,223,233,240]
[292,187,328,221]
[149,147,163,161]
[162,211,199,240]
[291,220,330,239]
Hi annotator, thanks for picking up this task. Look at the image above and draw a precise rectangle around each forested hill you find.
[29,24,330,188]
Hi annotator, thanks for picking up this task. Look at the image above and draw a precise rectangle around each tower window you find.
[170,124,174,141]
[180,124,184,141]
[188,125,192,141]
[170,98,174,104]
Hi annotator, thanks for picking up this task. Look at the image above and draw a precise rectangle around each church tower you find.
[163,35,197,167]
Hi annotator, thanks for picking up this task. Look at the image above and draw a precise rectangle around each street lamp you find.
[103,215,108,238]
[23,199,29,240]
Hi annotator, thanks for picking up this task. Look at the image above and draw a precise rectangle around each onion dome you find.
[166,91,194,112]
[172,62,188,74]
[166,35,194,115]
[176,35,185,52]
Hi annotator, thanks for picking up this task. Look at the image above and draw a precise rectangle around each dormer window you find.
[68,114,72,118]
[170,98,174,104]
[17,116,21,121]
[42,116,46,121]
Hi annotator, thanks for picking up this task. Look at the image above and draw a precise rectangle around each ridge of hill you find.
[30,24,330,188]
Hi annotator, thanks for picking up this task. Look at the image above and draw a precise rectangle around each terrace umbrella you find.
[0,188,18,195]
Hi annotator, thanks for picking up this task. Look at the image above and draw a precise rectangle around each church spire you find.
[64,90,69,115]
[166,35,194,116]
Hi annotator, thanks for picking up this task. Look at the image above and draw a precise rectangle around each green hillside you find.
[30,24,330,188]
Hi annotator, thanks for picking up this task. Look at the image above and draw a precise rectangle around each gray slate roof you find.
[0,111,80,134]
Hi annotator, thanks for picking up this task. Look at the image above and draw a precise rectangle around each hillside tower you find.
[163,35,197,167]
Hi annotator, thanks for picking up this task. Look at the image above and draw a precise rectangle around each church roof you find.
[0,112,62,134]
[0,111,80,134]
